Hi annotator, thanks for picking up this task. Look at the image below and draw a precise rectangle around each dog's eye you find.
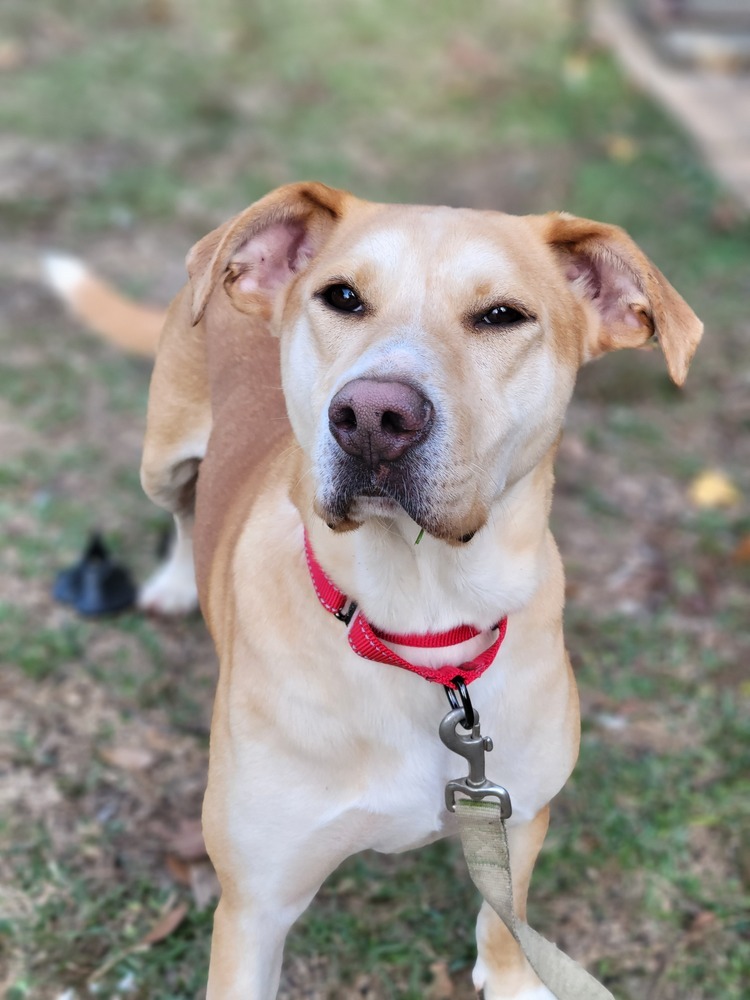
[321,284,364,314]
[477,305,529,327]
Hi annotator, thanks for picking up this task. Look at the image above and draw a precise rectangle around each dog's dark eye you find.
[477,305,528,327]
[321,284,364,314]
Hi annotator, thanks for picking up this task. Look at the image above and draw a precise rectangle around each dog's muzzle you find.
[321,378,435,526]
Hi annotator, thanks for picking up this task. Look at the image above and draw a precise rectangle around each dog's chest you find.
[269,665,561,857]
[350,733,457,854]
[228,506,576,856]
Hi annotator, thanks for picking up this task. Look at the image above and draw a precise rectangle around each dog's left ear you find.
[543,212,703,385]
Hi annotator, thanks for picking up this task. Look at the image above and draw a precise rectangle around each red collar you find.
[303,531,507,689]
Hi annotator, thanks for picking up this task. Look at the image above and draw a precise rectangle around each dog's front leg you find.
[473,806,555,1000]
[203,734,363,1000]
[204,821,354,1000]
[207,886,320,1000]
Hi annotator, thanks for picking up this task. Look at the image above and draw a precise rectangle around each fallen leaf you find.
[353,974,375,996]
[143,727,176,752]
[99,745,155,772]
[732,535,750,564]
[688,470,741,509]
[557,432,588,464]
[165,854,191,886]
[141,902,188,945]
[427,960,454,999]
[189,860,221,910]
[0,41,25,71]
[711,196,745,232]
[145,0,173,25]
[605,134,638,163]
[168,818,207,861]
[737,830,750,889]
[563,52,591,85]
[687,910,717,934]
[447,36,497,76]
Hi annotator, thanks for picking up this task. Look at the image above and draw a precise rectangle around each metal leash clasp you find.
[439,685,512,817]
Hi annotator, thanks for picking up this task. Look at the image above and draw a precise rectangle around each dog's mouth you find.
[314,457,483,545]
[318,459,422,523]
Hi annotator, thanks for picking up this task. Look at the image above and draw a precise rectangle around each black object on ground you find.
[53,533,137,615]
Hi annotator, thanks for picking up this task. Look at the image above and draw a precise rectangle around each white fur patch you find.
[42,253,87,296]
[473,956,556,1000]
[345,227,412,279]
[138,524,198,616]
[482,986,556,1000]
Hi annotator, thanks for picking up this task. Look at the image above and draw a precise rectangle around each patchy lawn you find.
[1,1,748,998]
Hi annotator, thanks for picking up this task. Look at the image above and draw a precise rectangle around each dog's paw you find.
[473,959,555,1000]
[138,559,199,616]
[476,988,555,1000]
[476,986,555,1000]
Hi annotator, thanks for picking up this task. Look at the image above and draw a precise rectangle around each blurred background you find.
[1,1,748,998]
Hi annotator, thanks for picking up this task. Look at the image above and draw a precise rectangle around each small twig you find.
[87,891,179,985]
[87,942,150,985]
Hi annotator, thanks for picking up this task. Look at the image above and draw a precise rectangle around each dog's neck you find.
[301,448,556,637]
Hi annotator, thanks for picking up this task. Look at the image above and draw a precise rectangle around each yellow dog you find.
[50,183,702,998]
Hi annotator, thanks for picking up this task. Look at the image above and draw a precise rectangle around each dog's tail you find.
[43,253,167,357]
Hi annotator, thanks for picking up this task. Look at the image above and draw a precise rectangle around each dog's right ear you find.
[186,182,350,326]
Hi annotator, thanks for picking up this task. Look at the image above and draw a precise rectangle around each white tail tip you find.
[42,252,89,297]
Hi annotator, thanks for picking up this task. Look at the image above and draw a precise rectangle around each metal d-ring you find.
[443,676,475,730]
[333,600,358,625]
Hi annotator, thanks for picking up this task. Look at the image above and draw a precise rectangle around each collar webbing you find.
[303,530,507,689]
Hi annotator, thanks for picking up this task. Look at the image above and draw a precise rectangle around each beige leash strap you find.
[455,799,616,1000]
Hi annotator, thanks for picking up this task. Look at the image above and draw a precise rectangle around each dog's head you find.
[188,183,702,544]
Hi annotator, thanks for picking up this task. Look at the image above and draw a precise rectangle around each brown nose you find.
[329,379,433,466]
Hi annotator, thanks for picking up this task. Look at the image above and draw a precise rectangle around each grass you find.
[553,614,750,998]
[4,858,214,1000]
[1,0,748,997]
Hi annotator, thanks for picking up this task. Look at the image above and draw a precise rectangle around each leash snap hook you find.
[439,707,512,818]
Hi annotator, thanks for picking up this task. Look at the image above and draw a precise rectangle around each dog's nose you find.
[329,379,433,465]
